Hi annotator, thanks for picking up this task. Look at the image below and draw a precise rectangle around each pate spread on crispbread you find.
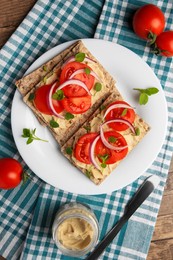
[61,93,150,185]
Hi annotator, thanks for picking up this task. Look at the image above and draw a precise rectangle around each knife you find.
[86,175,160,260]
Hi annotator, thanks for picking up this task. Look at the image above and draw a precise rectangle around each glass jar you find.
[52,202,99,257]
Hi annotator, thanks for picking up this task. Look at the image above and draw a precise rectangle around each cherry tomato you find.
[105,101,135,131]
[61,95,91,114]
[133,4,165,40]
[0,158,23,189]
[74,133,98,164]
[60,61,95,97]
[34,84,63,114]
[155,31,173,57]
[95,131,128,164]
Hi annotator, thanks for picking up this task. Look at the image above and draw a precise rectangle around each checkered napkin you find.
[0,0,173,259]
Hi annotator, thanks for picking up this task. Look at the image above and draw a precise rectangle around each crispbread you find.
[15,41,81,96]
[16,40,120,146]
[61,93,150,185]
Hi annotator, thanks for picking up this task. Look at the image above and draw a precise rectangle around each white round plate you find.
[11,39,168,195]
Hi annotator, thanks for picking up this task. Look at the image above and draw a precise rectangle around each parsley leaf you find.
[22,128,48,144]
[66,147,73,155]
[94,82,102,92]
[52,89,64,100]
[133,87,159,105]
[98,154,109,168]
[83,125,91,133]
[121,108,127,116]
[108,136,117,143]
[101,163,107,168]
[84,68,91,75]
[135,127,140,136]
[65,112,74,120]
[75,52,85,62]
[50,119,59,128]
[43,65,47,71]
[85,169,91,178]
[100,104,106,112]
[43,76,47,84]
[28,93,35,101]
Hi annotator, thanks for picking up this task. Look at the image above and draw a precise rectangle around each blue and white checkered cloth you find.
[0,0,173,259]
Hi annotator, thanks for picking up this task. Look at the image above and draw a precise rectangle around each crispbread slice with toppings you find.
[15,41,81,96]
[61,93,150,185]
[16,40,120,146]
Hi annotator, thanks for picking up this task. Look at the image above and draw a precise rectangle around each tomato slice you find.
[105,101,135,131]
[74,133,98,164]
[95,131,128,164]
[60,61,95,97]
[34,84,63,115]
[61,95,91,114]
[34,85,52,115]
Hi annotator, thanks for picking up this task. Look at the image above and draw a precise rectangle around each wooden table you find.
[0,1,173,259]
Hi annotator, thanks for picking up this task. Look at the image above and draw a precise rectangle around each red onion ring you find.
[100,124,128,151]
[56,79,91,95]
[102,119,136,134]
[89,135,101,170]
[61,55,96,68]
[103,103,134,119]
[69,68,102,83]
[48,82,64,119]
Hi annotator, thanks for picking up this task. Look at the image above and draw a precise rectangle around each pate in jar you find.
[52,202,99,257]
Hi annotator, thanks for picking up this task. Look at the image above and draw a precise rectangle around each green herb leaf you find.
[121,108,127,116]
[22,128,48,144]
[108,136,117,143]
[75,52,85,62]
[101,163,107,168]
[22,172,31,185]
[50,119,59,128]
[43,76,47,84]
[100,104,106,112]
[133,87,159,105]
[84,67,91,75]
[66,147,73,155]
[135,127,140,136]
[43,65,47,71]
[65,112,74,120]
[139,93,148,105]
[22,128,31,138]
[83,125,91,133]
[27,137,33,145]
[52,89,64,100]
[28,93,35,101]
[94,82,102,92]
[145,87,159,96]
[98,154,109,164]
[85,170,91,178]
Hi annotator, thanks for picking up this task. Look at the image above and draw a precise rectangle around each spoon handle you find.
[86,175,160,260]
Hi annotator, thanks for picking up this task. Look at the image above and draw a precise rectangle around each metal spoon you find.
[86,175,160,260]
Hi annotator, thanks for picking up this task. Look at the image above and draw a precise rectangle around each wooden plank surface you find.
[0,1,173,259]
[0,0,37,48]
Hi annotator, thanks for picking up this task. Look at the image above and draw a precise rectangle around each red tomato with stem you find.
[60,61,95,97]
[61,95,91,114]
[105,101,135,131]
[0,158,23,189]
[34,84,63,115]
[95,131,128,164]
[133,4,165,40]
[155,31,173,57]
[74,133,98,164]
